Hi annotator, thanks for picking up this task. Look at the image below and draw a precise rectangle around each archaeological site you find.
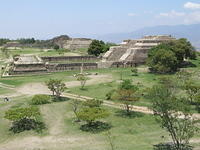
[4,35,176,76]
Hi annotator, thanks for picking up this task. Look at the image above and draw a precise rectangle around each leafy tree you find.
[45,79,66,98]
[82,99,103,108]
[88,40,114,56]
[184,81,200,103]
[77,99,109,126]
[172,38,196,63]
[116,80,140,115]
[147,85,199,150]
[5,107,40,121]
[78,107,109,125]
[147,39,196,73]
[147,48,178,73]
[88,40,105,56]
[76,74,88,90]
[4,107,44,133]
[0,38,10,46]
[71,99,82,122]
[53,44,60,50]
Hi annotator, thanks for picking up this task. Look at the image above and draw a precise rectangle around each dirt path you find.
[40,104,67,136]
[16,74,113,96]
[0,135,104,150]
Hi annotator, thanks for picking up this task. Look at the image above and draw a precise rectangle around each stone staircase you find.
[119,48,134,61]
[104,46,128,61]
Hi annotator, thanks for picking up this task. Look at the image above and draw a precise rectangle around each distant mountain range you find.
[97,24,200,49]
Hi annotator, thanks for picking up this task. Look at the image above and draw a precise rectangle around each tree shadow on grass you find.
[153,143,193,150]
[180,61,197,68]
[115,110,144,119]
[10,118,46,134]
[52,96,70,102]
[79,88,88,91]
[80,121,112,133]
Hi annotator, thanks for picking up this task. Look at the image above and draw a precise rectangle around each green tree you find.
[76,74,88,90]
[147,85,199,150]
[184,81,200,103]
[4,107,43,133]
[148,48,178,73]
[77,99,109,125]
[147,39,196,74]
[88,40,105,56]
[53,44,60,50]
[116,80,140,115]
[71,99,82,122]
[0,38,10,46]
[45,79,66,98]
[88,40,113,56]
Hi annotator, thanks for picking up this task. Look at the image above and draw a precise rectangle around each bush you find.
[131,68,138,76]
[31,95,50,105]
[106,90,116,100]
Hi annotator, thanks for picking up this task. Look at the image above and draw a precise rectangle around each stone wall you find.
[63,38,92,50]
[46,63,98,72]
[41,56,99,62]
[11,64,47,75]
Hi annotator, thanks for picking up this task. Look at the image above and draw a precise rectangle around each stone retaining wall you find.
[46,63,98,72]
[41,56,99,62]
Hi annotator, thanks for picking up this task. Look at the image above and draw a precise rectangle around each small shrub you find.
[131,68,138,76]
[106,90,116,100]
[31,95,50,105]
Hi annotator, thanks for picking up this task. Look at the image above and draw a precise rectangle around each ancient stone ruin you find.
[100,35,176,68]
[52,35,92,50]
[9,55,99,75]
[11,55,47,74]
[7,35,176,75]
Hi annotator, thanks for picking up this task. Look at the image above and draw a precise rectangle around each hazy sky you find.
[0,0,200,39]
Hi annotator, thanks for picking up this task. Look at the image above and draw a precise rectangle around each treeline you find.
[0,37,55,49]
[0,38,10,46]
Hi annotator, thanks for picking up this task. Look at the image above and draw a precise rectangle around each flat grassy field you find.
[0,96,199,150]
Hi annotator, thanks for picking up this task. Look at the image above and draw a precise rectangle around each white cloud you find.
[184,2,200,9]
[128,13,137,17]
[158,10,185,18]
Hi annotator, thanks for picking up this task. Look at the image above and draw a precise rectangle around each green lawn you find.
[0,96,199,150]
[0,70,79,87]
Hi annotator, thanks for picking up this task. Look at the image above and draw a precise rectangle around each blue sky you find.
[0,0,200,39]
